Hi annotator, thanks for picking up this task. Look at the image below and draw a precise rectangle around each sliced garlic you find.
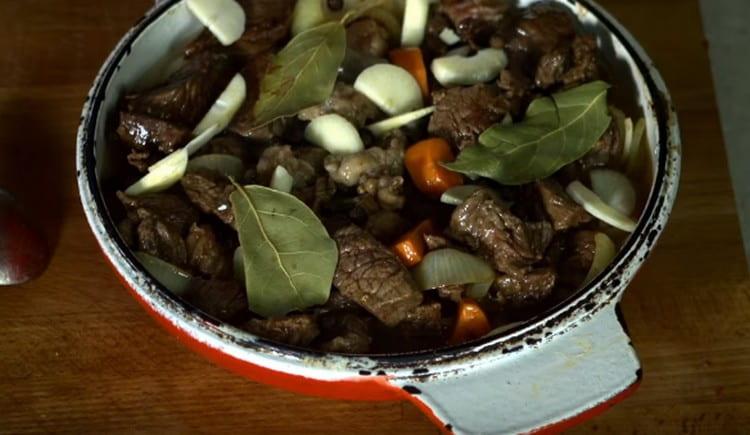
[126,149,188,196]
[186,0,246,46]
[401,0,430,47]
[366,106,435,136]
[354,64,423,115]
[194,74,247,135]
[566,181,637,232]
[270,165,294,193]
[304,114,364,154]
[431,48,508,86]
[439,27,461,45]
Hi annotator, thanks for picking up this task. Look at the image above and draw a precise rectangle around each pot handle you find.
[396,304,641,434]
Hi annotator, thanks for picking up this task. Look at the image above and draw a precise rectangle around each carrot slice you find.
[392,219,435,268]
[389,47,430,98]
[404,138,464,198]
[449,298,491,345]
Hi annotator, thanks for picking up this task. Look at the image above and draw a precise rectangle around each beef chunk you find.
[333,225,423,326]
[440,0,510,46]
[298,82,380,128]
[428,84,509,150]
[397,301,444,338]
[536,178,591,231]
[199,135,253,164]
[365,210,409,243]
[491,267,556,307]
[579,121,622,170]
[243,315,320,347]
[125,52,238,126]
[118,218,137,248]
[117,112,191,171]
[559,230,596,288]
[186,224,232,278]
[534,35,598,90]
[180,169,236,226]
[256,145,319,188]
[449,189,553,276]
[185,0,293,58]
[505,5,576,62]
[346,18,391,58]
[117,192,199,266]
[184,280,248,322]
[318,313,373,353]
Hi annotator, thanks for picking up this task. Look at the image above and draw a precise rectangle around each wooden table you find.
[1,0,748,433]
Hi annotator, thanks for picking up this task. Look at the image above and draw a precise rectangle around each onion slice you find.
[126,148,188,196]
[439,27,461,45]
[440,185,482,205]
[186,0,246,46]
[270,165,294,193]
[412,248,495,299]
[566,181,637,232]
[583,233,617,284]
[187,154,245,180]
[304,113,364,154]
[354,64,423,115]
[366,106,435,136]
[193,74,247,135]
[135,252,194,296]
[590,169,637,216]
[401,0,430,47]
[626,117,646,173]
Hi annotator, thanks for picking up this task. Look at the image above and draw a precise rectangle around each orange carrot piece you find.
[404,138,464,198]
[392,220,435,268]
[449,299,491,345]
[389,48,430,98]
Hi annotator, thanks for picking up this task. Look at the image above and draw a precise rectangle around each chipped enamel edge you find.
[75,0,680,432]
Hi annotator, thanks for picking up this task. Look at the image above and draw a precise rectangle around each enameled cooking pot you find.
[76,0,681,433]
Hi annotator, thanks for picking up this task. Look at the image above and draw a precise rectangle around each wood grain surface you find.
[1,0,748,433]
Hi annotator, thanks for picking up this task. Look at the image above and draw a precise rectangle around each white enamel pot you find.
[76,0,681,433]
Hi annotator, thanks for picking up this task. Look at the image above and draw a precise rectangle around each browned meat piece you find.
[357,175,405,211]
[579,121,622,170]
[536,178,591,231]
[560,35,598,87]
[318,313,373,353]
[117,192,199,266]
[498,67,535,117]
[185,0,293,58]
[333,225,423,326]
[317,289,361,314]
[184,280,248,322]
[397,301,444,338]
[298,83,381,128]
[365,210,409,243]
[125,52,238,126]
[116,112,191,171]
[440,0,510,46]
[186,224,232,278]
[346,18,391,58]
[256,145,319,188]
[424,234,450,251]
[428,84,510,150]
[180,169,235,226]
[449,189,553,276]
[437,284,465,302]
[423,13,451,57]
[504,5,575,61]
[117,218,137,248]
[559,230,596,288]
[243,315,320,347]
[491,267,556,307]
[199,135,253,164]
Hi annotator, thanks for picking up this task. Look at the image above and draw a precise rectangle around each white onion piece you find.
[412,248,495,298]
[186,0,246,46]
[583,232,617,284]
[566,181,637,232]
[147,124,219,173]
[270,165,294,193]
[590,169,637,216]
[126,149,188,196]
[366,106,435,136]
[626,117,646,173]
[187,154,245,180]
[439,27,461,45]
[304,113,364,154]
[401,0,430,47]
[135,252,194,296]
[440,185,482,205]
[354,64,423,115]
[291,0,329,35]
[194,74,247,135]
[432,48,508,86]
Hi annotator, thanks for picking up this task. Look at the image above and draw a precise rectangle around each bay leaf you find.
[444,81,612,185]
[230,184,338,318]
[252,22,346,126]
